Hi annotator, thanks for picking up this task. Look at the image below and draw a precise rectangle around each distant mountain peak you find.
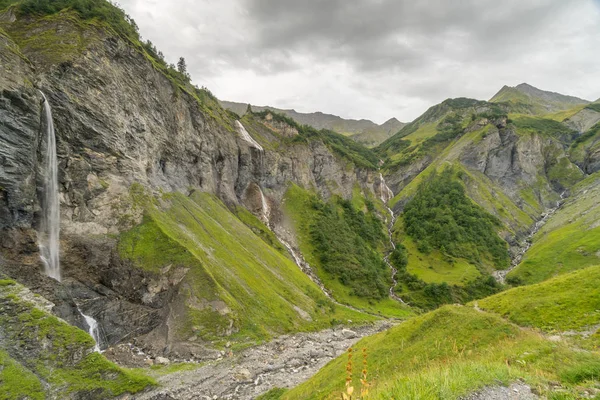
[490,83,590,114]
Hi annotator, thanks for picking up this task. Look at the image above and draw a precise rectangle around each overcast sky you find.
[118,0,600,124]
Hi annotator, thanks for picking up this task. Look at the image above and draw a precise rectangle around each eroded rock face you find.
[0,14,379,353]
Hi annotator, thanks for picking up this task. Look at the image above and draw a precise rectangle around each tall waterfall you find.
[38,91,61,282]
[38,92,103,351]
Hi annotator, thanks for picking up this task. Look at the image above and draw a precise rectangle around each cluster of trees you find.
[403,169,509,268]
[309,197,388,299]
[389,243,502,310]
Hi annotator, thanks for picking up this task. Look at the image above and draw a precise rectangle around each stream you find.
[493,191,568,284]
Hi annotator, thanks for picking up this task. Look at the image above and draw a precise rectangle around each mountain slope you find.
[507,173,600,285]
[375,97,586,309]
[220,100,405,147]
[490,83,590,114]
[0,0,390,361]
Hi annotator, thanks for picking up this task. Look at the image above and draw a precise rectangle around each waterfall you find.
[38,92,102,351]
[379,173,394,203]
[235,120,263,151]
[259,187,270,224]
[38,91,61,282]
[379,172,405,304]
[79,307,102,352]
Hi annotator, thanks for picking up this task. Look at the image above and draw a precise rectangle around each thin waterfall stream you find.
[38,91,102,352]
[379,173,405,304]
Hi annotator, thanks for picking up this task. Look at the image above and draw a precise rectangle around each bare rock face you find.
[0,13,380,354]
[565,108,600,133]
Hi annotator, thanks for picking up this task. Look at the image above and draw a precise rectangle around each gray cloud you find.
[118,0,600,123]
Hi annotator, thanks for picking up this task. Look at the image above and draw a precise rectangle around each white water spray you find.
[38,91,61,282]
[379,173,405,304]
[379,173,394,203]
[38,92,102,351]
[259,187,270,224]
[235,120,263,151]
[79,308,102,352]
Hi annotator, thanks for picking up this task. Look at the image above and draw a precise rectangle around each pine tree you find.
[177,57,190,80]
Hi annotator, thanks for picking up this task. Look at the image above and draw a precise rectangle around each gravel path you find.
[131,322,392,400]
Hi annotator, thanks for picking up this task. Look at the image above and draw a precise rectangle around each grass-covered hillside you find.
[275,266,600,400]
[477,265,600,335]
[0,279,155,399]
[388,168,506,310]
[376,98,500,167]
[119,187,376,347]
[507,173,600,285]
[283,184,411,318]
[220,100,405,147]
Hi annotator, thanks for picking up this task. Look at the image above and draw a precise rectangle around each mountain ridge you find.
[490,82,590,114]
[219,99,405,147]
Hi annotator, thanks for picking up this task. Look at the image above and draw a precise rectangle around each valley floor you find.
[133,322,393,400]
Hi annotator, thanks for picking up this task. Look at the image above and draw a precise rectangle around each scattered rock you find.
[341,329,358,339]
[155,357,170,365]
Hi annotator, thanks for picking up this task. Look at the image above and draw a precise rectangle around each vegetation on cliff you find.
[252,110,380,169]
[0,279,155,399]
[284,184,410,317]
[119,188,376,346]
[403,168,509,268]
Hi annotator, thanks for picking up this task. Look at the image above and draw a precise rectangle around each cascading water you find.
[259,188,270,224]
[235,120,263,151]
[38,91,61,282]
[38,92,103,351]
[379,173,405,304]
[80,308,102,352]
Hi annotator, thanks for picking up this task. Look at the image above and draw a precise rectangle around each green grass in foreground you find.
[476,265,600,333]
[283,306,600,400]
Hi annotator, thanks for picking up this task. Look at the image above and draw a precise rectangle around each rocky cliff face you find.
[0,11,381,356]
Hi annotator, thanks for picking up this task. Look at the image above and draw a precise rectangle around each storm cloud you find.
[118,0,600,123]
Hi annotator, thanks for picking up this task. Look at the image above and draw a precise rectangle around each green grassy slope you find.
[282,305,600,400]
[283,184,411,318]
[119,188,376,346]
[0,279,155,399]
[508,173,600,285]
[476,265,600,333]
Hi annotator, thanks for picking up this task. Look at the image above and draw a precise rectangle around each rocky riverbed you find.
[130,322,393,400]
